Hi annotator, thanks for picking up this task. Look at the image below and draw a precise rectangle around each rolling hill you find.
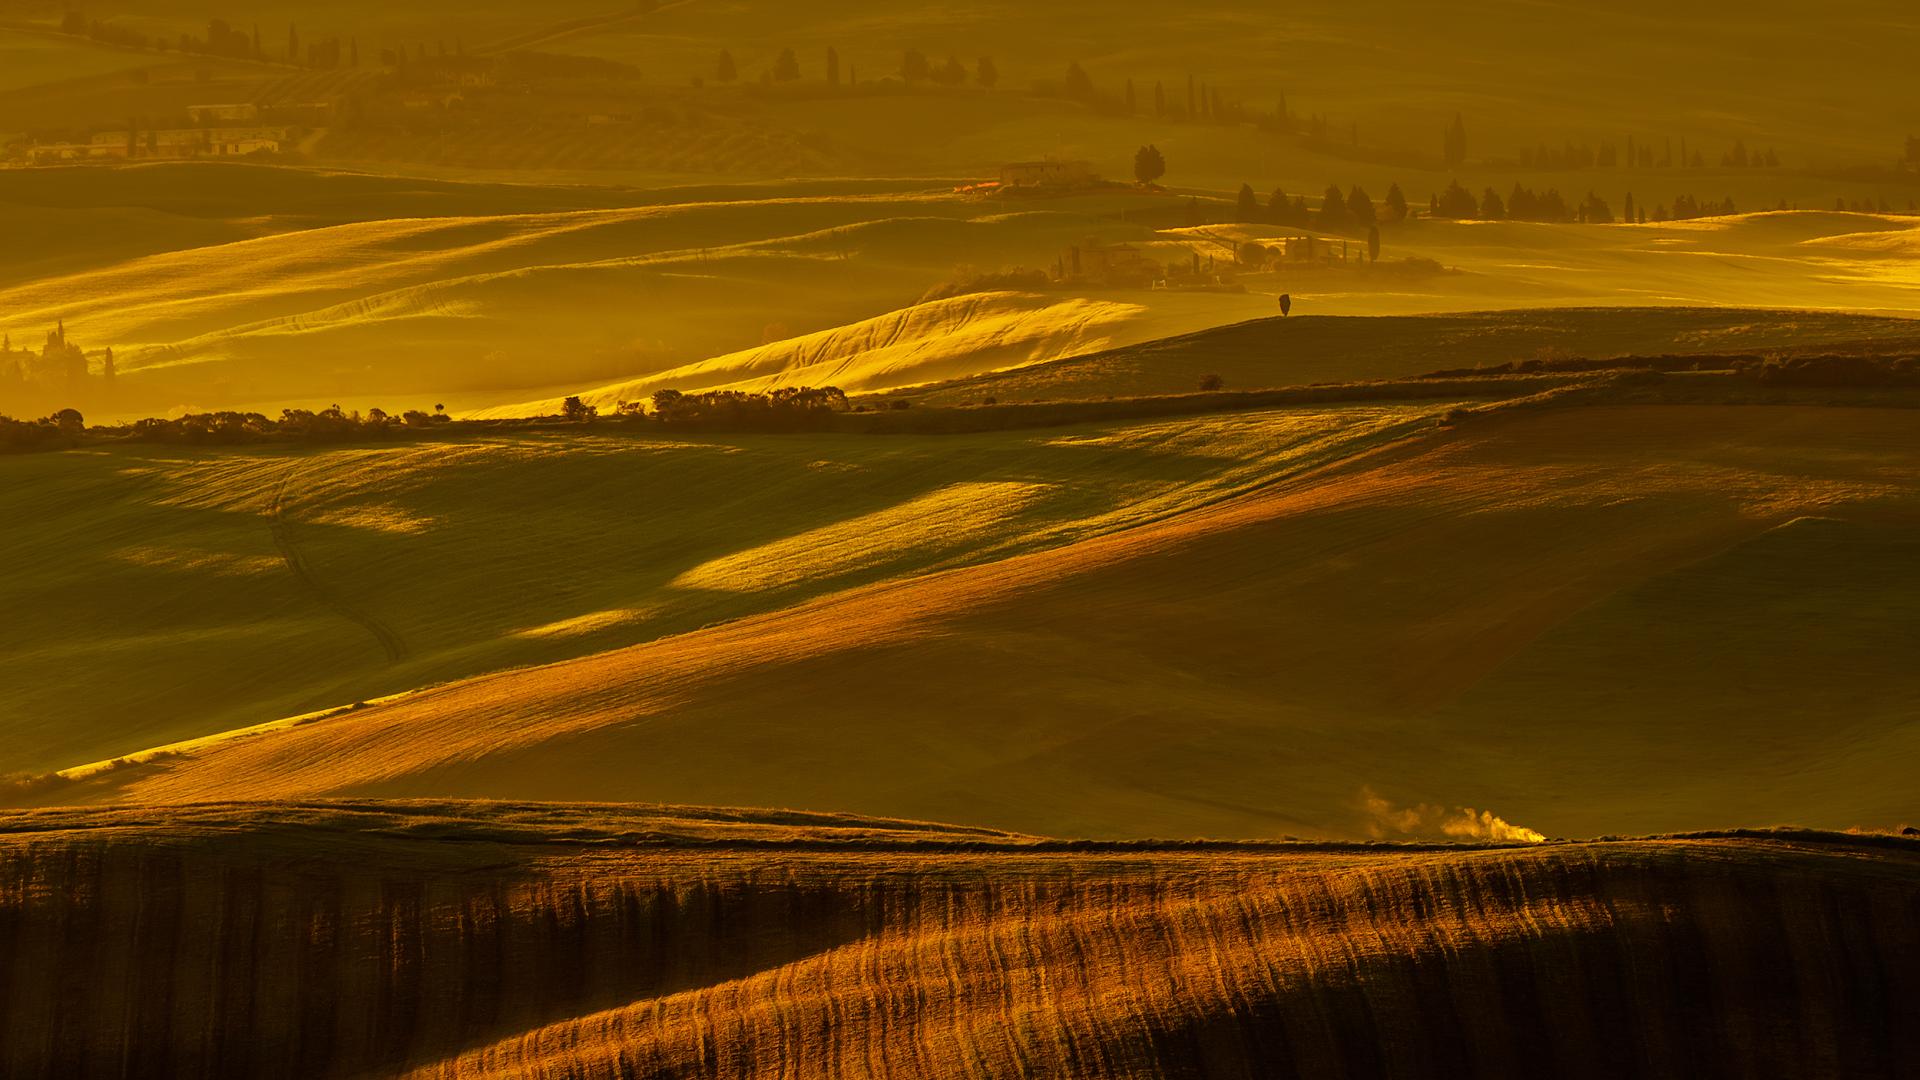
[3,157,1918,423]
[0,399,1444,776]
[14,401,1920,842]
[903,305,1920,404]
[2,801,1915,1077]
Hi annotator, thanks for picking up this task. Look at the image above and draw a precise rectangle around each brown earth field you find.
[0,801,1915,1079]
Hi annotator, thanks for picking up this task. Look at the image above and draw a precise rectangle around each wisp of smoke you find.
[1361,787,1547,843]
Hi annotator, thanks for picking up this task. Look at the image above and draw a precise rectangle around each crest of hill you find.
[902,306,1920,404]
[482,287,1276,416]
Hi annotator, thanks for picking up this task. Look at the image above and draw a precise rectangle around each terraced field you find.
[2,802,1915,1077]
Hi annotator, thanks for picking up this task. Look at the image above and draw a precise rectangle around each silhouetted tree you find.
[716,50,737,82]
[826,46,840,86]
[1434,180,1477,218]
[976,56,998,87]
[1133,144,1166,185]
[561,396,597,422]
[901,49,930,83]
[1198,373,1225,391]
[1384,183,1408,222]
[1064,62,1093,100]
[1235,183,1260,222]
[1346,186,1376,228]
[1479,187,1506,219]
[773,48,800,81]
[1317,184,1350,230]
[1266,187,1297,226]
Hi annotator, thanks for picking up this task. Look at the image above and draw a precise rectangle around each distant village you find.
[0,324,116,416]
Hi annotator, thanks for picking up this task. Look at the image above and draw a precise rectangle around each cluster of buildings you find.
[8,100,347,165]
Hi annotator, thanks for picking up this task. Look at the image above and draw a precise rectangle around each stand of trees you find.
[1520,136,1779,171]
[632,386,848,430]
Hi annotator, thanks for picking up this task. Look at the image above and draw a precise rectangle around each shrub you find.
[1198,374,1226,392]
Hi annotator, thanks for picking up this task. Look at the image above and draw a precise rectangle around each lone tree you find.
[1384,183,1409,222]
[716,50,737,83]
[976,56,998,87]
[1064,61,1094,100]
[561,396,597,422]
[1235,183,1260,222]
[1133,144,1166,185]
[773,48,800,81]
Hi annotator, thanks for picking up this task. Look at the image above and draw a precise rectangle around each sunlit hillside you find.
[15,396,1920,841]
[5,160,1918,422]
[3,802,1915,1077]
[0,400,1439,776]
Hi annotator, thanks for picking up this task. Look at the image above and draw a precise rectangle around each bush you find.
[561,395,598,422]
[1198,374,1225,392]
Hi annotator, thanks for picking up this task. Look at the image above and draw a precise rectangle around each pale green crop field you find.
[0,401,1439,776]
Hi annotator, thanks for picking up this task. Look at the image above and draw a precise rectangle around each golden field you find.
[1,802,1915,1077]
[5,2,1920,1071]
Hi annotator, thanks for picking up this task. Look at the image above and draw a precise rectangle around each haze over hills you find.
[4,1,1920,1074]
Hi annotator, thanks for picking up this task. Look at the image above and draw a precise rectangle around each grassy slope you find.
[2,802,1916,1077]
[24,404,1920,841]
[0,402,1435,775]
[905,306,1920,404]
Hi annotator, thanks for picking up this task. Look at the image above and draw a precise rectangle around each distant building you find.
[28,127,286,163]
[999,160,1094,189]
[1057,238,1160,286]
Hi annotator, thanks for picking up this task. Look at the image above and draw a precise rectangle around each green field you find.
[0,401,1437,775]
[8,396,1918,842]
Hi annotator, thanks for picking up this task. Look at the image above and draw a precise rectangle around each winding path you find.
[268,464,410,664]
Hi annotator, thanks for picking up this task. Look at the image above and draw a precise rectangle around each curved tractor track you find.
[268,465,409,665]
